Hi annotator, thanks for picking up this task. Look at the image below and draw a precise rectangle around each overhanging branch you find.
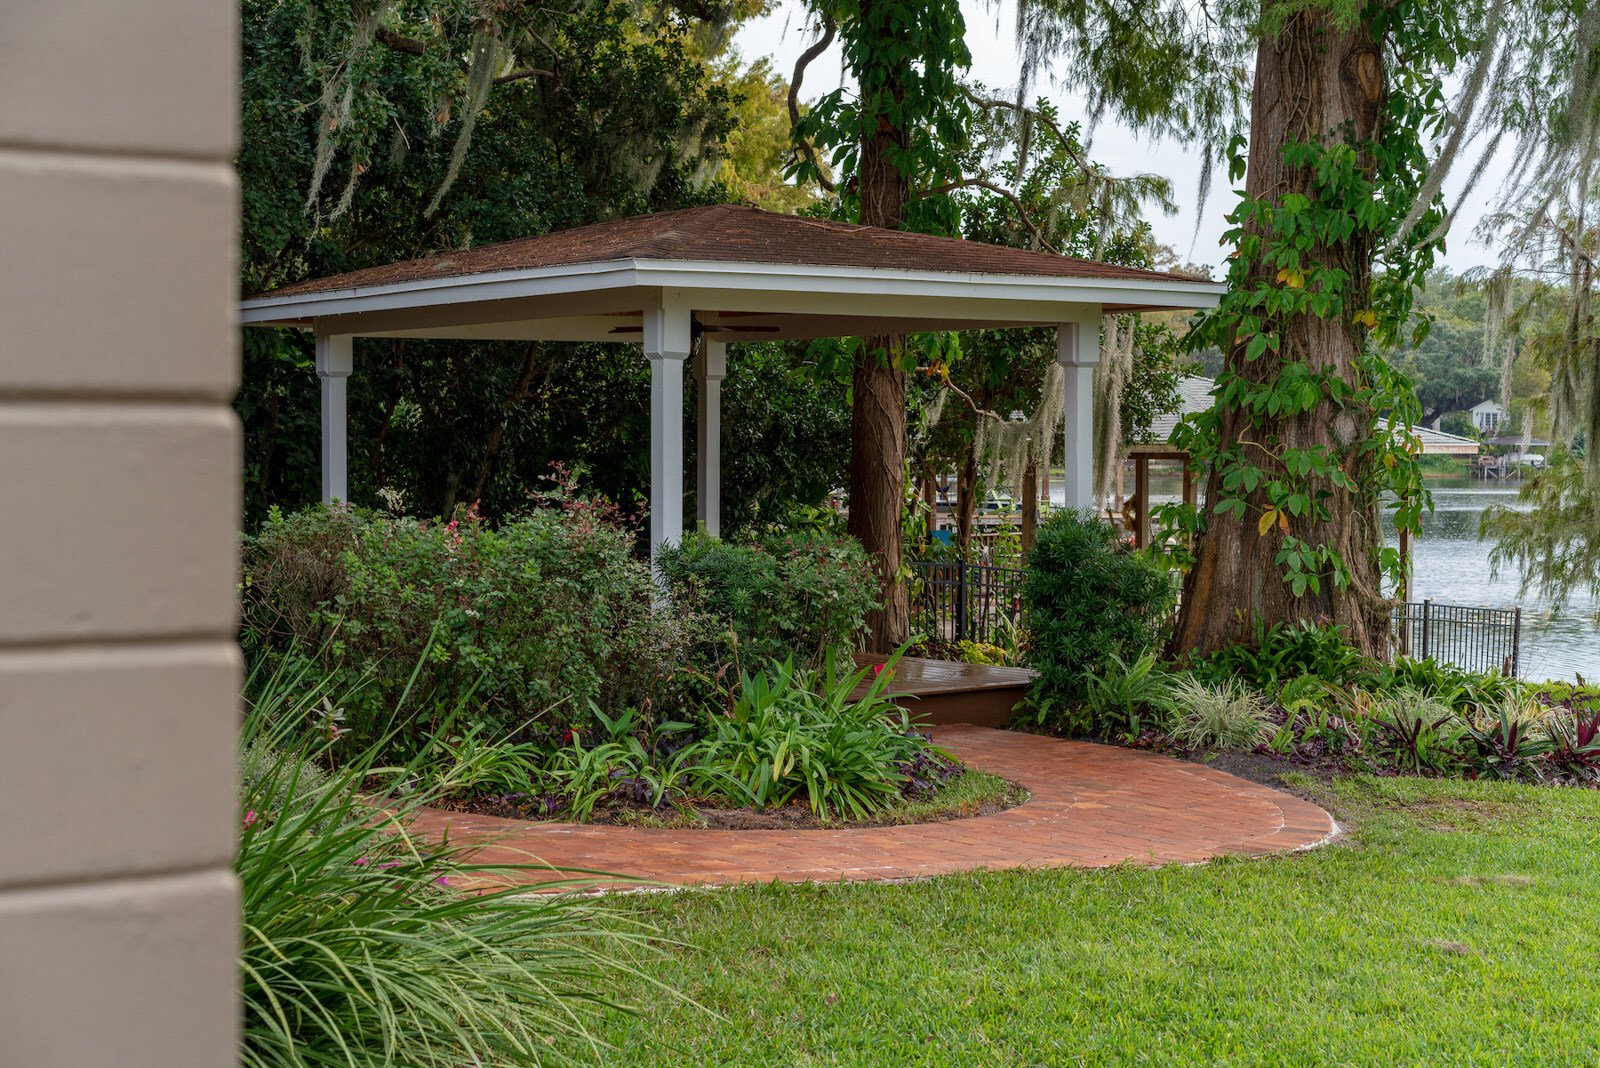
[789,16,838,193]
[917,178,1060,253]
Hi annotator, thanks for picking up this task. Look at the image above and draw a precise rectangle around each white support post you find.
[644,302,693,568]
[1057,320,1100,513]
[695,339,726,538]
[315,330,353,506]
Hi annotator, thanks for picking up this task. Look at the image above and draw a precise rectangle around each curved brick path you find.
[416,726,1337,889]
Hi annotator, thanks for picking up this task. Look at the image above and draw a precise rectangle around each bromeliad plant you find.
[1544,705,1600,783]
[1367,688,1462,775]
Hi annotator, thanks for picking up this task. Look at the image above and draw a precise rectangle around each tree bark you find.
[1172,8,1392,658]
[849,23,913,652]
[1020,444,1039,556]
[955,442,979,560]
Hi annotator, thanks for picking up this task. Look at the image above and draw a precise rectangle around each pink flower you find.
[243,810,258,828]
[354,856,370,867]
[434,875,451,888]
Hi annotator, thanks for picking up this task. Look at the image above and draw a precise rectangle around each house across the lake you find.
[1471,398,1505,433]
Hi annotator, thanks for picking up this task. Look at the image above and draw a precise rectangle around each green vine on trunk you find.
[1162,2,1463,602]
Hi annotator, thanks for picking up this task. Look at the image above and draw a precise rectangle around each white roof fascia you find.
[240,257,1226,326]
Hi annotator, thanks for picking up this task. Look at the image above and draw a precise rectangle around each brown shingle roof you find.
[253,204,1205,299]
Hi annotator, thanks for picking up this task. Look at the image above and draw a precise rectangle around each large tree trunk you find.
[849,37,912,652]
[1171,9,1392,658]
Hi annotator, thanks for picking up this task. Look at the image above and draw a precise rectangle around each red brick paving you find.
[413,726,1337,890]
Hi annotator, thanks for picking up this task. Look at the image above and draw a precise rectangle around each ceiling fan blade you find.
[607,323,781,335]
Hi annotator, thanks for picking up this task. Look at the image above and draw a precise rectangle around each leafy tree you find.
[917,103,1187,556]
[237,0,841,529]
[786,5,1196,646]
[1390,271,1503,420]
[715,56,826,211]
[786,0,975,650]
[1023,0,1600,657]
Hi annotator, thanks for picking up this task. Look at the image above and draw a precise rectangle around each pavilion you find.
[239,204,1224,559]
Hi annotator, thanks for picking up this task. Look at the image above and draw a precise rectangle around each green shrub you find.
[1376,657,1518,709]
[238,658,638,1068]
[1192,620,1378,692]
[657,528,880,673]
[700,653,944,820]
[1168,676,1271,751]
[241,498,677,754]
[1023,509,1175,722]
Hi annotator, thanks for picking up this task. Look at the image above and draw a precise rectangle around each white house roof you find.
[1412,426,1480,455]
[1145,375,1217,443]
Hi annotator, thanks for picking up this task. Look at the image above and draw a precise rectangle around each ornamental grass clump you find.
[1168,676,1272,752]
[239,656,649,1068]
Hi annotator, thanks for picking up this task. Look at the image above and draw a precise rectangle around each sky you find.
[733,0,1511,274]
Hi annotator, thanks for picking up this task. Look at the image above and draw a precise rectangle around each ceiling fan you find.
[609,313,779,337]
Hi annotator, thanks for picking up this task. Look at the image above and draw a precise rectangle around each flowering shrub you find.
[241,491,678,755]
[656,528,881,676]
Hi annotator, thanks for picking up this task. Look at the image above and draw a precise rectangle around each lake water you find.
[1049,475,1600,682]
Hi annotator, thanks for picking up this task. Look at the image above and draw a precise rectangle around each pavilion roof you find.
[254,204,1206,301]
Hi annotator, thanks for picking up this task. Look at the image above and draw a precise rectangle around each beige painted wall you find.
[0,2,241,1063]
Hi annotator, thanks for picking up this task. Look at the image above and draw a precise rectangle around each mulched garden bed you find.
[430,769,1029,830]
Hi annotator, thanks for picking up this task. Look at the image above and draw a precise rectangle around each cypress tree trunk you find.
[849,30,912,652]
[1172,9,1392,657]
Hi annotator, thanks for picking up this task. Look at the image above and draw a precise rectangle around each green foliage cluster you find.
[238,660,636,1068]
[424,653,963,823]
[1190,619,1379,691]
[1023,510,1176,725]
[1068,620,1597,784]
[657,530,881,675]
[241,497,675,754]
[697,656,953,820]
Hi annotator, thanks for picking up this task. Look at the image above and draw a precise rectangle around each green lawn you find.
[588,775,1600,1066]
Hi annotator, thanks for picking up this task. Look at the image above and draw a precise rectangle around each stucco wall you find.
[0,2,241,1063]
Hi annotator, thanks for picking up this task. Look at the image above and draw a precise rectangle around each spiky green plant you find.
[238,654,652,1068]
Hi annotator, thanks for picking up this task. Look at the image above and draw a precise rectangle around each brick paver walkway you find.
[415,726,1337,889]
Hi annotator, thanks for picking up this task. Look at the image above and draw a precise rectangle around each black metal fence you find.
[912,561,1523,678]
[1393,599,1522,677]
[908,560,1026,646]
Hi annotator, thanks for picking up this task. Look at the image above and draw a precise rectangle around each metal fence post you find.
[955,560,968,643]
[1511,607,1521,677]
[1420,598,1432,661]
